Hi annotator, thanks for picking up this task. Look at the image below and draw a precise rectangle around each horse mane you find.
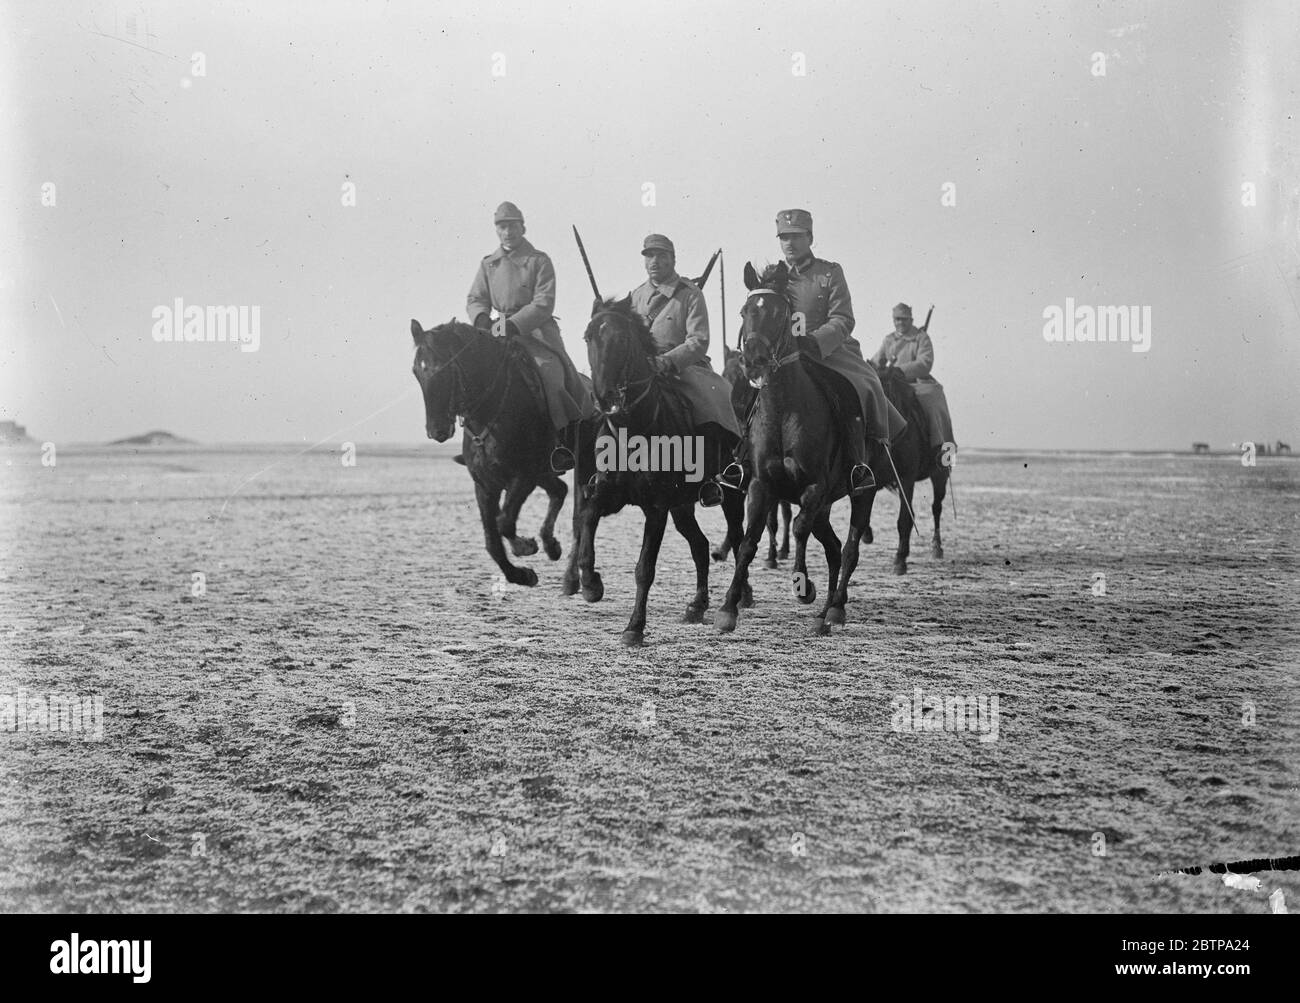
[756,262,786,288]
[595,296,657,358]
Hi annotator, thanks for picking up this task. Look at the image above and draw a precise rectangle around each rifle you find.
[921,305,934,332]
[692,247,721,290]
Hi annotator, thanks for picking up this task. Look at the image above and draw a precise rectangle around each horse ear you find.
[773,261,790,291]
[616,294,633,312]
[410,319,423,341]
[743,262,759,290]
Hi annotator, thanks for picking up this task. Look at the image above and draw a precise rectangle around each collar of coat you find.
[485,238,536,263]
[646,274,682,298]
[786,256,821,277]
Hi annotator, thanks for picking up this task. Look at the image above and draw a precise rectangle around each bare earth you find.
[1,445,1296,913]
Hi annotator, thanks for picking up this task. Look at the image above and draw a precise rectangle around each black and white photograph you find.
[1,0,1297,946]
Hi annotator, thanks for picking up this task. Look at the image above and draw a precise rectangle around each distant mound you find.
[109,430,195,446]
[0,420,33,444]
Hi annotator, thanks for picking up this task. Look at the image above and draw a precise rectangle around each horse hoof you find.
[826,606,846,626]
[510,537,539,557]
[711,548,727,563]
[681,606,706,624]
[715,610,737,633]
[561,576,579,596]
[893,560,907,576]
[582,576,604,603]
[514,568,539,587]
[812,619,831,637]
[863,527,873,545]
[543,538,562,561]
[763,558,778,570]
[796,580,817,604]
[932,545,944,560]
[621,630,644,647]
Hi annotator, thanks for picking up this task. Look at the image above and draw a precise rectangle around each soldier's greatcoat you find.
[628,275,741,437]
[871,328,956,449]
[784,257,907,441]
[466,238,595,427]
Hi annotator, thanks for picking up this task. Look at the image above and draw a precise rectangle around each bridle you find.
[422,327,514,444]
[586,310,658,424]
[741,288,801,387]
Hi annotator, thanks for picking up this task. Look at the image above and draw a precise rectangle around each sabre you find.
[572,225,602,302]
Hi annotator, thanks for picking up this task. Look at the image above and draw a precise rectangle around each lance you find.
[572,225,602,302]
[719,250,727,351]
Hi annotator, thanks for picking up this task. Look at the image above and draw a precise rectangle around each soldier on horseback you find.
[872,303,956,467]
[461,201,597,471]
[627,234,742,505]
[725,208,907,496]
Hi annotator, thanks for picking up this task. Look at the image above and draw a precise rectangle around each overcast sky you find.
[2,0,1297,449]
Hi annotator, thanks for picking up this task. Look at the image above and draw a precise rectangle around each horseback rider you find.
[872,303,956,466]
[730,208,906,495]
[628,234,742,505]
[461,201,596,470]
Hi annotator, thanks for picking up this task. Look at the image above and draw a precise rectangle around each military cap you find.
[892,303,913,318]
[775,208,813,235]
[641,234,675,255]
[493,201,524,223]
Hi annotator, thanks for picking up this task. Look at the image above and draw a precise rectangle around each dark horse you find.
[717,262,877,636]
[410,319,603,599]
[580,297,748,646]
[867,362,951,571]
[713,344,792,568]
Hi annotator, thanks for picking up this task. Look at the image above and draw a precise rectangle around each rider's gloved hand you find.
[473,313,493,332]
[651,355,676,376]
[794,336,821,359]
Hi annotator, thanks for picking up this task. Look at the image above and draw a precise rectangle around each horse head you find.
[740,261,792,387]
[583,295,656,417]
[410,318,488,441]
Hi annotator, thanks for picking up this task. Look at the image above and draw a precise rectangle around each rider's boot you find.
[549,422,577,473]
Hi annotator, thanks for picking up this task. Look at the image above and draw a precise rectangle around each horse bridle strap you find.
[589,309,657,416]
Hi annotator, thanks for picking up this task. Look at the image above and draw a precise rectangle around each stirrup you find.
[698,481,724,508]
[550,445,576,473]
[718,462,745,491]
[849,463,876,495]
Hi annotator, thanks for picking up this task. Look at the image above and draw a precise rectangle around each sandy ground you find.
[0,443,1296,913]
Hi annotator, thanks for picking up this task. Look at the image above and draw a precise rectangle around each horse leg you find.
[536,473,567,561]
[671,504,711,624]
[764,502,779,569]
[779,501,792,558]
[575,481,606,603]
[476,481,536,587]
[894,478,916,575]
[717,480,771,632]
[622,507,669,646]
[931,470,948,559]
[497,477,539,557]
[828,494,871,627]
[721,481,754,607]
[790,483,825,606]
[810,509,843,637]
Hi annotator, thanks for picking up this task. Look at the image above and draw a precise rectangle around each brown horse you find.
[410,319,604,600]
[716,345,792,568]
[868,362,951,571]
[580,298,748,645]
[717,263,876,635]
